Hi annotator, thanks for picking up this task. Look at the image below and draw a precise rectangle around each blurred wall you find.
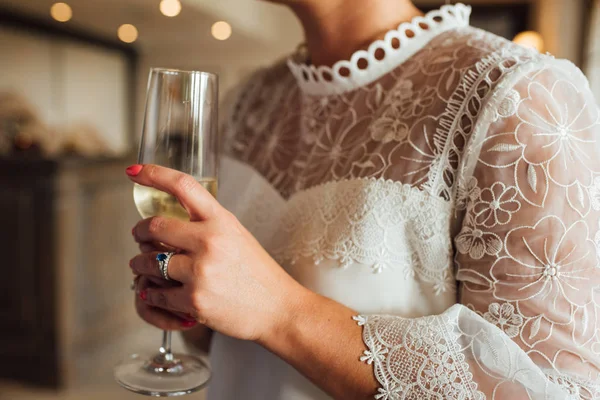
[416,0,585,65]
[184,0,302,57]
[535,0,586,63]
[586,0,600,100]
[134,3,302,138]
[0,25,130,155]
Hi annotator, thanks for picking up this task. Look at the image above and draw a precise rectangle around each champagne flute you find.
[115,68,218,396]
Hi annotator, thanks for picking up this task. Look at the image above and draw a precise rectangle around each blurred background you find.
[0,0,598,399]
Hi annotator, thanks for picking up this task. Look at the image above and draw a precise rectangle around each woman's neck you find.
[287,0,423,67]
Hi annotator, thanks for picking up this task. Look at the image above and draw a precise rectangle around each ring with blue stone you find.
[156,251,174,281]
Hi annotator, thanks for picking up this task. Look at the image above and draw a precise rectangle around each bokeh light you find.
[211,21,232,41]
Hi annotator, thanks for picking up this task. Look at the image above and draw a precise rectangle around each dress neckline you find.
[286,3,471,96]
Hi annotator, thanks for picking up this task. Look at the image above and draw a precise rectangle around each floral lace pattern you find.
[221,4,600,398]
[451,57,600,398]
[482,302,523,338]
[354,309,482,400]
[356,305,572,399]
[270,178,454,290]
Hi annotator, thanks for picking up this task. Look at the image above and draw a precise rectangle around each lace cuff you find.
[354,305,591,399]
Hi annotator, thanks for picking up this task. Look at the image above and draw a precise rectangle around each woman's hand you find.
[127,164,306,342]
[134,275,198,331]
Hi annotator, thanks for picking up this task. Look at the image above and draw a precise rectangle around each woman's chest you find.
[228,71,450,200]
[218,156,457,315]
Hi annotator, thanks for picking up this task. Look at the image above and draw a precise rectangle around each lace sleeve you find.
[355,60,600,399]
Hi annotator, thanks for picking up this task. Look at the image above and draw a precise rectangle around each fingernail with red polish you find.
[129,259,133,268]
[181,320,197,328]
[140,290,147,301]
[131,227,135,236]
[126,165,143,176]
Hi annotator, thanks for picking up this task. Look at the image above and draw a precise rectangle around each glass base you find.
[115,352,211,397]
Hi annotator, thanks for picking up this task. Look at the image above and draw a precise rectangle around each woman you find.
[128,0,600,398]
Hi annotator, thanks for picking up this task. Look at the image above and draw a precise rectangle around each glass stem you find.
[161,330,174,362]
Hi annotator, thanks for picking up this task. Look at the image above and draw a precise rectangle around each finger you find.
[133,217,201,251]
[139,241,175,254]
[130,252,191,283]
[126,164,219,220]
[135,277,196,330]
[140,286,191,315]
[139,242,158,253]
[145,275,180,289]
[133,217,202,252]
[136,275,180,291]
[136,300,197,331]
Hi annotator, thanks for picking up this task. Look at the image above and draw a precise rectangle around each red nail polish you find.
[126,165,143,176]
[140,290,147,301]
[131,227,135,236]
[181,320,197,328]
[129,259,133,268]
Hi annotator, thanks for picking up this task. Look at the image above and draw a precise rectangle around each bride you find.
[126,0,600,398]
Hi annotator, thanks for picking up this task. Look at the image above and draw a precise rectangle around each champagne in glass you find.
[133,179,218,220]
[115,68,218,397]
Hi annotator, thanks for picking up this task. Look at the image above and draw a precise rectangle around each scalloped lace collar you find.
[287,3,471,96]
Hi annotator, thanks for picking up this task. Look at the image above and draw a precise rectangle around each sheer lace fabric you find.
[216,4,600,399]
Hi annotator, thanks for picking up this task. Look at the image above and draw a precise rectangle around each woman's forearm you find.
[257,288,378,399]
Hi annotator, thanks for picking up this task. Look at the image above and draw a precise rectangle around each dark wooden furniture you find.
[0,156,140,388]
[0,157,58,386]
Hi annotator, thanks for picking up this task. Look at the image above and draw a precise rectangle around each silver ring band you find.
[156,252,174,281]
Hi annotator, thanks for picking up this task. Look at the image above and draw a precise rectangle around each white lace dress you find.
[211,4,600,399]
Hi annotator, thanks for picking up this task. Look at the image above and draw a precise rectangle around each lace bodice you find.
[211,4,600,399]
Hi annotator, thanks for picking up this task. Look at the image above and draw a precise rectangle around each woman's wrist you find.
[255,285,373,398]
[256,282,359,359]
[256,280,314,349]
